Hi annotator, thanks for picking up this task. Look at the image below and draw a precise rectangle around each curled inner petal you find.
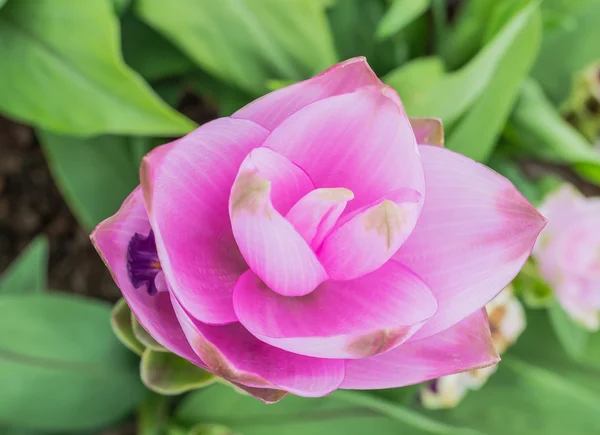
[318,189,423,281]
[229,148,327,297]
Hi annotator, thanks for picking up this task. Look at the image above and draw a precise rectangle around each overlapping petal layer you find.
[262,86,424,213]
[90,188,204,366]
[171,296,345,397]
[341,309,499,389]
[141,118,269,324]
[229,148,327,297]
[394,146,546,340]
[233,262,437,359]
[318,189,422,280]
[286,188,354,250]
[233,57,385,131]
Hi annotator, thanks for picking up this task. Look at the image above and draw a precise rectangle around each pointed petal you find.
[262,86,424,214]
[233,57,386,131]
[171,295,345,397]
[285,187,354,249]
[409,118,444,146]
[341,309,500,390]
[90,188,204,367]
[229,149,326,297]
[394,146,546,340]
[233,262,437,359]
[141,118,270,324]
[318,189,422,280]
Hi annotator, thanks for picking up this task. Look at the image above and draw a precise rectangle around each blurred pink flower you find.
[91,57,545,402]
[535,184,600,330]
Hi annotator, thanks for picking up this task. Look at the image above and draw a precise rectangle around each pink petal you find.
[318,189,422,280]
[232,262,437,359]
[261,86,424,214]
[285,187,354,249]
[394,146,546,340]
[171,295,345,397]
[141,118,270,325]
[232,57,385,131]
[341,309,500,390]
[229,149,326,297]
[409,118,444,146]
[90,188,204,367]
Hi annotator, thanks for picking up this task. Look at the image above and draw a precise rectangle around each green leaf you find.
[121,11,194,81]
[327,0,414,75]
[0,236,48,294]
[383,56,445,97]
[38,131,140,230]
[548,301,591,360]
[446,3,541,162]
[508,80,600,182]
[533,0,600,104]
[0,0,194,135]
[111,298,145,356]
[137,393,170,435]
[0,0,6,9]
[376,0,430,41]
[440,0,496,68]
[423,357,600,434]
[141,349,215,395]
[112,0,131,15]
[191,70,252,117]
[0,293,146,431]
[136,0,337,95]
[176,383,476,435]
[188,424,235,435]
[424,308,600,434]
[385,3,538,127]
[133,315,166,351]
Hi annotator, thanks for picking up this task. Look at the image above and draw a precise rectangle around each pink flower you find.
[91,58,545,402]
[534,184,600,330]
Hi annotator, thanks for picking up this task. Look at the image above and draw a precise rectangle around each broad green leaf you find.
[327,0,415,76]
[191,70,252,117]
[121,11,194,81]
[0,236,48,294]
[137,393,170,435]
[176,383,476,435]
[0,0,193,135]
[38,131,139,230]
[111,298,145,356]
[447,4,541,162]
[188,424,235,435]
[0,293,146,431]
[0,0,6,9]
[440,0,496,68]
[376,0,430,41]
[133,316,166,351]
[141,350,215,395]
[136,0,337,95]
[385,3,538,127]
[384,56,445,97]
[533,0,600,103]
[548,301,590,359]
[112,0,131,15]
[423,357,600,434]
[508,80,600,182]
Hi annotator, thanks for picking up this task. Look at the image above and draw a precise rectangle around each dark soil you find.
[0,116,119,300]
[0,91,218,302]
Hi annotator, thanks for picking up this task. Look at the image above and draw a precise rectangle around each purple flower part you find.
[127,230,161,295]
[428,379,439,394]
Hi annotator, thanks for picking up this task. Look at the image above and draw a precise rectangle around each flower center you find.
[127,230,162,295]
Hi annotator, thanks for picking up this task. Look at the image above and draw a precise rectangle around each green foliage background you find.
[0,0,599,434]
